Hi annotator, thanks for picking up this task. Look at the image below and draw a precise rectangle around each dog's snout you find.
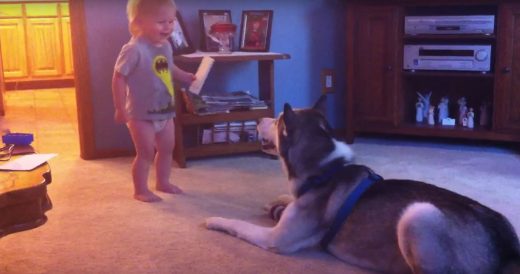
[257,118,275,136]
[258,118,274,127]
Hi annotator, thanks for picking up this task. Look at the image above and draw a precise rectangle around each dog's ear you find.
[283,103,297,127]
[312,95,327,115]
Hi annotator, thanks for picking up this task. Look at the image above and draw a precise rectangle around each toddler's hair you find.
[127,0,177,36]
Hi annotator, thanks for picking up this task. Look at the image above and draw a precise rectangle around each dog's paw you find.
[263,194,293,221]
[205,217,226,230]
[263,194,293,211]
[205,217,238,236]
[276,194,294,204]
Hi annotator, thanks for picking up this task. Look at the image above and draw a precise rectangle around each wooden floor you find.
[0,88,79,156]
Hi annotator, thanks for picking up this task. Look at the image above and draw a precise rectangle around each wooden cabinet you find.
[61,16,74,76]
[26,18,62,77]
[494,3,520,134]
[0,2,73,90]
[346,4,401,142]
[345,0,520,143]
[0,18,27,78]
[173,52,290,168]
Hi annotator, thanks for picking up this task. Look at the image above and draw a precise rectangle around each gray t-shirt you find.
[114,36,176,121]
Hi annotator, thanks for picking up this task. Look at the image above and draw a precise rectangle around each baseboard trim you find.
[5,78,75,91]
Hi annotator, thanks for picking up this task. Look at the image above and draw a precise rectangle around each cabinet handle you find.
[386,65,393,71]
[502,67,511,74]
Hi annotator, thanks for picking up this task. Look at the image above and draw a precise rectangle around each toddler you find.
[112,0,195,202]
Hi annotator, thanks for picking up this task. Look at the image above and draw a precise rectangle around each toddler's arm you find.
[112,71,128,124]
[172,64,196,85]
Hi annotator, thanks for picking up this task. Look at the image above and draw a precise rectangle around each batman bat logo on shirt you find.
[152,55,175,99]
[154,56,169,73]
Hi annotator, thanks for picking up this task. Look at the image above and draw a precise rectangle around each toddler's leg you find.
[127,120,162,202]
[155,119,183,194]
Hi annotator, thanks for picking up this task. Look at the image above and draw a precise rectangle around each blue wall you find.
[82,0,346,152]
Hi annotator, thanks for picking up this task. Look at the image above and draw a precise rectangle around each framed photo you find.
[239,10,273,52]
[199,10,232,52]
[168,11,195,56]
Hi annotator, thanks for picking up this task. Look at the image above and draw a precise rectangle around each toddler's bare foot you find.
[134,191,162,202]
[156,183,183,194]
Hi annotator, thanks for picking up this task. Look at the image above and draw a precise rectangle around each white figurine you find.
[467,107,475,129]
[457,97,468,126]
[417,91,432,119]
[416,100,424,122]
[428,105,435,125]
[437,96,449,124]
[480,102,490,127]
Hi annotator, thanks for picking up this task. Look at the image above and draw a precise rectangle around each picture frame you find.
[168,11,195,56]
[239,10,273,52]
[199,10,232,52]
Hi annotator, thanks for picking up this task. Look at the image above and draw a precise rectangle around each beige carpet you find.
[1,136,519,274]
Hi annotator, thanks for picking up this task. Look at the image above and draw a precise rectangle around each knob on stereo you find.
[475,49,488,61]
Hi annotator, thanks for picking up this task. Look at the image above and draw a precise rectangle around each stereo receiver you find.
[403,44,492,72]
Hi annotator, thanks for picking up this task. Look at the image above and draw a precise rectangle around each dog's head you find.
[258,95,354,179]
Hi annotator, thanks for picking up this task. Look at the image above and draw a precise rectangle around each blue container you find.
[2,133,34,146]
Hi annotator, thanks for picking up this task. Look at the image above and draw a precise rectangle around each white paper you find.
[0,153,57,171]
[188,56,215,95]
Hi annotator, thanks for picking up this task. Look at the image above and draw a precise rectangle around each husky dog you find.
[205,96,520,274]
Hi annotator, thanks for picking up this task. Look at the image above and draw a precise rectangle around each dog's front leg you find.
[206,203,321,253]
[206,217,274,250]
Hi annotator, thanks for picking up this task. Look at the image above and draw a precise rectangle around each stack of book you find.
[183,90,267,116]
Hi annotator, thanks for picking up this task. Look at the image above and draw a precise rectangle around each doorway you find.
[0,1,74,92]
[0,1,78,154]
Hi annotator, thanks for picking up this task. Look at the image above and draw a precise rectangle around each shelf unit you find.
[173,51,290,168]
[345,0,520,144]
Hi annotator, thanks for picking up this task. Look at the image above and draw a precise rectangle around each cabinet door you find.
[0,18,28,78]
[346,4,400,135]
[494,4,520,133]
[26,17,62,77]
[61,16,74,76]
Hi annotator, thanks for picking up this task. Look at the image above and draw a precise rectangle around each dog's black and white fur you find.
[206,96,520,274]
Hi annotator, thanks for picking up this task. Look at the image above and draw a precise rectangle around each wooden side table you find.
[0,160,52,237]
[173,51,290,167]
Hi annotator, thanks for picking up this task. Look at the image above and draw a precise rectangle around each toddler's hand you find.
[182,72,196,85]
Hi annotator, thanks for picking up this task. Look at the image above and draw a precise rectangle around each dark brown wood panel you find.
[346,4,401,142]
[494,3,520,133]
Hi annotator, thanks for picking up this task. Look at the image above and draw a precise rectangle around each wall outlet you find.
[321,69,335,94]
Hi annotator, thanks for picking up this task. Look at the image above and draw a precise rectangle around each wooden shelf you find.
[176,51,290,63]
[403,34,496,41]
[173,51,290,168]
[401,122,491,135]
[180,109,272,125]
[403,71,494,78]
[356,122,520,142]
[184,142,262,158]
[394,123,520,142]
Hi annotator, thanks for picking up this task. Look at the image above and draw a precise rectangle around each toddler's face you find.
[138,5,176,46]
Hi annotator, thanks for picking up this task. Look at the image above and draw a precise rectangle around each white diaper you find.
[152,120,168,133]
